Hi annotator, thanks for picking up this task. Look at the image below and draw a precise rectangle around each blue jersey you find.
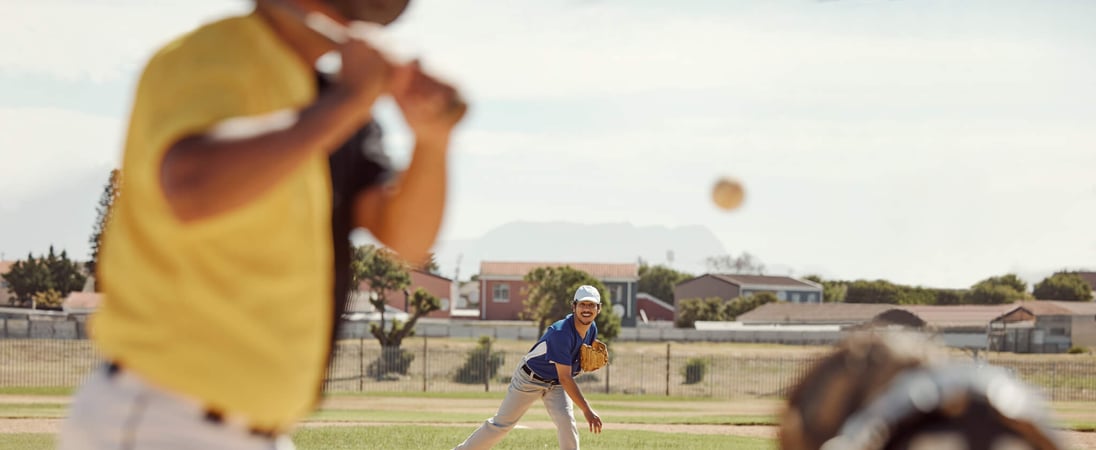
[522,314,598,380]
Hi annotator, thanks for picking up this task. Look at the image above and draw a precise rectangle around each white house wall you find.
[936,332,988,350]
[1072,315,1096,348]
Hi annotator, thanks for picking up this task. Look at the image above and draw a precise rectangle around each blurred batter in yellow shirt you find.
[60,0,466,446]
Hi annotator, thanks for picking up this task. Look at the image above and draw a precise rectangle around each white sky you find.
[1,0,1094,288]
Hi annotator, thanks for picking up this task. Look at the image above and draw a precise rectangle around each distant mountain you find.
[432,221,729,281]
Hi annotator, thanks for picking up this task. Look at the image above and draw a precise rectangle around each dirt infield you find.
[0,418,59,434]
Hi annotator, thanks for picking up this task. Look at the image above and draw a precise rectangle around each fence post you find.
[604,352,611,394]
[779,355,786,397]
[358,337,364,391]
[484,338,492,393]
[708,355,714,397]
[1051,361,1058,402]
[665,343,671,397]
[422,335,428,393]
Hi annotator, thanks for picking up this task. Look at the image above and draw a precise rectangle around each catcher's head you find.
[264,0,412,25]
[779,333,1062,450]
[324,0,411,25]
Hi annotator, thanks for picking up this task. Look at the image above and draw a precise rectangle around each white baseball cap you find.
[573,285,601,305]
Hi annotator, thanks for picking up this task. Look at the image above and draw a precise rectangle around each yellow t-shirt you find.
[92,13,333,430]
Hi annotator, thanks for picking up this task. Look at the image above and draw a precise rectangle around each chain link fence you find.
[4,338,1096,402]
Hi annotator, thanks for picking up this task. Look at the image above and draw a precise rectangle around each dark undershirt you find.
[317,73,393,360]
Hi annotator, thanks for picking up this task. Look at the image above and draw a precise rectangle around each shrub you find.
[367,346,414,379]
[454,336,506,384]
[682,357,709,385]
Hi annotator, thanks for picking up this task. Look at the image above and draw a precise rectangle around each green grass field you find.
[5,338,1096,401]
[3,339,1096,448]
[0,392,779,449]
[4,392,1096,449]
[295,426,771,450]
[4,401,1090,431]
[0,428,771,450]
[0,395,779,424]
[0,433,52,450]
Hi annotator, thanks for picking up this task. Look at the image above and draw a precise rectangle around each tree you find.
[676,293,780,328]
[32,289,64,310]
[966,284,1023,305]
[351,245,442,377]
[364,288,441,379]
[965,274,1029,305]
[1033,272,1094,302]
[4,247,86,308]
[373,287,441,346]
[87,169,121,286]
[637,263,692,304]
[675,297,729,328]
[5,255,50,306]
[705,252,765,274]
[933,289,965,305]
[45,247,86,296]
[522,266,621,340]
[351,244,411,300]
[726,292,779,318]
[973,274,1028,294]
[419,252,440,275]
[824,283,848,303]
[352,245,413,346]
[895,286,937,305]
[804,275,848,303]
[844,280,902,304]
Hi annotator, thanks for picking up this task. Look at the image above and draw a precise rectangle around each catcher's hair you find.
[778,332,1062,450]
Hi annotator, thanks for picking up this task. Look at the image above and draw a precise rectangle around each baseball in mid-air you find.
[711,177,745,211]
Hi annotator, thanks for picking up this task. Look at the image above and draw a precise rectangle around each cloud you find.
[5,0,1090,111]
[2,0,1094,289]
[0,0,247,83]
[389,0,1094,103]
[436,106,1096,289]
[0,107,122,210]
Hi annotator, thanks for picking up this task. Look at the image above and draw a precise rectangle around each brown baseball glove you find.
[779,333,1062,450]
[580,340,608,372]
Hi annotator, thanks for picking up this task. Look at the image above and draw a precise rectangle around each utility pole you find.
[453,253,462,282]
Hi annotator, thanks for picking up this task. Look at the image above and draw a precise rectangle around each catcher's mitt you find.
[580,340,608,372]
[779,333,1062,450]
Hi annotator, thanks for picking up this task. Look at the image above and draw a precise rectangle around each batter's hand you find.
[583,408,602,434]
[389,61,467,144]
[335,36,393,108]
